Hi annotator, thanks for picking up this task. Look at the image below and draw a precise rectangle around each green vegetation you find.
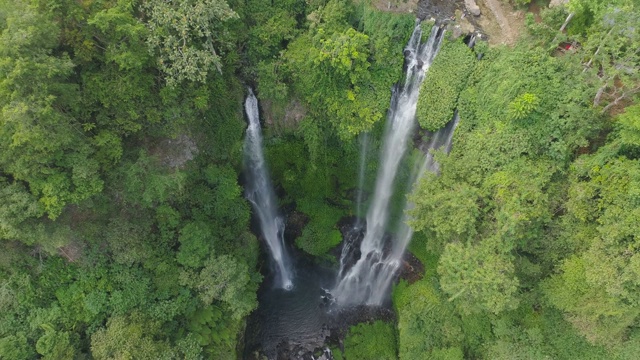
[416,39,476,131]
[0,0,639,357]
[259,1,415,139]
[0,0,258,357]
[343,320,398,360]
[0,0,412,357]
[401,0,640,358]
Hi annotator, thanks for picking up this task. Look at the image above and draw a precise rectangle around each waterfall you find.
[366,111,460,305]
[244,89,294,290]
[332,23,445,305]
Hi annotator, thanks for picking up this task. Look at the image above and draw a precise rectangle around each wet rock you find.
[452,25,464,39]
[151,134,198,169]
[398,251,425,284]
[465,0,481,16]
[417,0,458,20]
[334,217,365,276]
[457,9,477,34]
[285,210,310,241]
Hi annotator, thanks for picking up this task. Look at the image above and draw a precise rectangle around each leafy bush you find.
[416,40,476,131]
[343,321,397,360]
[295,199,344,256]
[393,279,464,360]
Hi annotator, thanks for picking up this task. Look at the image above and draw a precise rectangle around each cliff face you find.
[417,0,460,19]
[370,0,420,14]
[412,0,527,46]
[362,0,530,48]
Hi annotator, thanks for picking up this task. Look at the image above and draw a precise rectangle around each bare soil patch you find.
[476,0,526,45]
[149,134,198,169]
[372,0,419,14]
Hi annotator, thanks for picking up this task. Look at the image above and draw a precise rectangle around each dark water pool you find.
[243,217,398,360]
[243,256,336,359]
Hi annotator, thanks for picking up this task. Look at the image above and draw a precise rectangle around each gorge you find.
[1,0,637,359]
[244,19,464,357]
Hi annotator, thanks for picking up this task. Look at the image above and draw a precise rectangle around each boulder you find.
[465,0,481,16]
[452,25,464,39]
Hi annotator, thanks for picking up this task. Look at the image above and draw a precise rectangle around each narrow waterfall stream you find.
[332,23,445,306]
[244,89,294,290]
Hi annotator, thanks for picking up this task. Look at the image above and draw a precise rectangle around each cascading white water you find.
[332,23,445,305]
[366,112,460,305]
[244,89,294,290]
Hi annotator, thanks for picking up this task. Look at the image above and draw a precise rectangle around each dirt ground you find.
[474,0,526,46]
[372,0,420,14]
[149,134,198,169]
[375,0,529,47]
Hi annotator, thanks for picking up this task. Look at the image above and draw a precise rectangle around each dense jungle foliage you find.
[0,0,638,358]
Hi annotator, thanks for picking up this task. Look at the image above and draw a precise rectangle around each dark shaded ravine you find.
[242,5,470,358]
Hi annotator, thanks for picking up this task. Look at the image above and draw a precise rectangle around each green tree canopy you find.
[144,0,239,85]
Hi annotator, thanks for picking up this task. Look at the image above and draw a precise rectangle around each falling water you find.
[332,23,445,305]
[244,89,294,290]
[367,111,460,305]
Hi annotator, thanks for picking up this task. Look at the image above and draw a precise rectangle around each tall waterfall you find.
[244,89,294,290]
[367,112,460,305]
[332,23,445,305]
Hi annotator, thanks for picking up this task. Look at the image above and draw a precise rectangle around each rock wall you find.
[465,0,481,16]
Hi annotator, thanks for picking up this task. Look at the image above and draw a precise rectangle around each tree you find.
[438,239,520,315]
[409,174,481,253]
[344,321,397,360]
[182,255,259,319]
[0,0,102,218]
[144,0,239,85]
[570,1,640,113]
[0,179,44,242]
[617,102,640,148]
[416,39,476,131]
[0,333,34,360]
[176,222,213,268]
[35,325,76,360]
[285,23,378,138]
[394,279,464,360]
[120,150,187,208]
[90,312,174,360]
[543,153,640,346]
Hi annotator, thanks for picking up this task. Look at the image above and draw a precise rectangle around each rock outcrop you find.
[465,0,481,16]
